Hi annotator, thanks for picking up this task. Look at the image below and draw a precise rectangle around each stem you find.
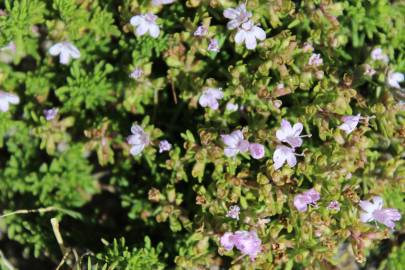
[0,206,58,218]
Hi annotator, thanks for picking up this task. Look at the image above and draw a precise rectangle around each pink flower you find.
[232,231,262,261]
[43,108,58,121]
[371,48,389,63]
[294,188,320,212]
[159,140,172,153]
[220,232,235,251]
[223,3,252,30]
[127,125,150,156]
[0,90,20,112]
[130,67,143,80]
[273,145,298,170]
[276,119,307,148]
[130,13,160,38]
[234,20,266,50]
[302,42,314,52]
[338,114,361,134]
[249,143,265,159]
[208,38,220,52]
[220,231,262,261]
[194,25,208,37]
[308,53,323,67]
[226,205,240,220]
[328,200,340,211]
[198,88,223,110]
[221,130,249,157]
[359,196,401,229]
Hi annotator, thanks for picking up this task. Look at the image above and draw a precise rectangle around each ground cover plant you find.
[0,0,404,269]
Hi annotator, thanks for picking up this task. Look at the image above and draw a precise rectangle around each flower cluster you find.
[223,4,265,50]
[221,130,265,160]
[273,119,310,170]
[220,230,262,261]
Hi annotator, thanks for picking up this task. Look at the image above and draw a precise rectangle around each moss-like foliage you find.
[0,0,404,269]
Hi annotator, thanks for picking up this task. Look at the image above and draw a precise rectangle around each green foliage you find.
[0,0,404,269]
[89,237,166,270]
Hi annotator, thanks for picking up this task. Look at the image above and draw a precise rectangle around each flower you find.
[226,205,240,220]
[364,64,376,77]
[232,231,262,261]
[194,25,208,37]
[276,119,306,148]
[129,67,143,80]
[338,114,361,134]
[249,143,265,159]
[225,102,239,112]
[0,42,16,63]
[359,196,401,229]
[387,72,404,89]
[234,20,266,50]
[198,88,223,110]
[151,0,175,5]
[43,108,58,121]
[220,232,235,251]
[220,231,262,261]
[308,53,323,66]
[328,200,340,211]
[302,42,314,52]
[221,130,250,157]
[294,188,320,212]
[273,145,298,170]
[208,38,220,52]
[159,140,172,153]
[127,125,150,156]
[371,48,389,63]
[223,3,252,30]
[48,42,80,65]
[0,91,20,112]
[130,13,160,38]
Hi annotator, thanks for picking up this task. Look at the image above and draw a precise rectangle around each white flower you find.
[0,42,16,63]
[223,3,252,30]
[198,88,223,110]
[225,102,239,112]
[364,64,376,77]
[371,48,389,63]
[49,42,80,65]
[387,72,404,89]
[0,91,20,112]
[276,119,305,148]
[207,38,220,52]
[127,125,150,156]
[130,13,160,38]
[338,114,361,134]
[221,130,250,157]
[308,53,323,66]
[273,145,298,170]
[152,0,175,6]
[234,20,266,50]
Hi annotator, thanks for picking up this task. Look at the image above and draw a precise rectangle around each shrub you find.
[0,0,404,269]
